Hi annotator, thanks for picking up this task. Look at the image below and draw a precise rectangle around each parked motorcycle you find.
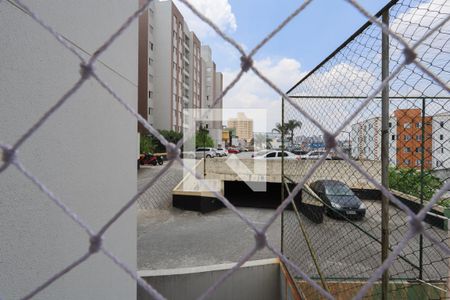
[139,153,164,166]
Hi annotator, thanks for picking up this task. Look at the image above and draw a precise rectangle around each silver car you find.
[195,147,216,159]
[253,150,297,160]
[215,148,227,157]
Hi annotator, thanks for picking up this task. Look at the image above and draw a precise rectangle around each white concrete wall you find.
[138,259,280,300]
[0,1,137,299]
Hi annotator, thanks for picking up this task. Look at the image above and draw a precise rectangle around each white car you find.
[215,148,227,157]
[300,150,332,160]
[195,147,216,159]
[253,150,298,160]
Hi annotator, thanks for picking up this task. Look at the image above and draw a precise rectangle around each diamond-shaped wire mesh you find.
[284,0,450,298]
[1,0,449,299]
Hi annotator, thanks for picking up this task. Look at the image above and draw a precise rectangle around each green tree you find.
[388,167,442,202]
[140,134,156,153]
[272,120,302,146]
[285,119,302,146]
[196,128,214,148]
[149,130,183,152]
[272,122,287,135]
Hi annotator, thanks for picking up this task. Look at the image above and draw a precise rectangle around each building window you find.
[148,91,152,98]
[404,147,411,153]
[150,42,154,51]
[391,135,395,141]
[440,134,444,140]
[415,135,422,141]
[436,161,442,167]
[389,122,392,128]
[440,147,444,154]
[404,135,411,141]
[440,121,445,128]
[415,147,423,153]
[416,122,422,128]
[404,159,410,166]
[148,107,152,115]
[404,122,411,129]
[416,159,422,166]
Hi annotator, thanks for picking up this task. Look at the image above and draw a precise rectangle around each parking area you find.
[137,161,447,282]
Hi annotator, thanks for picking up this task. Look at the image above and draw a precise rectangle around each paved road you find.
[137,159,448,282]
[283,200,448,281]
[138,207,281,270]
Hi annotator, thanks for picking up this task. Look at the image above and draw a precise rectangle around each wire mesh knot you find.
[254,232,267,250]
[79,63,94,79]
[1,144,16,164]
[408,216,424,234]
[403,48,417,65]
[165,143,180,161]
[323,132,337,150]
[89,235,103,254]
[240,55,253,72]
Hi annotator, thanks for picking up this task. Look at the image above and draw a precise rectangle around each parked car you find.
[215,148,227,157]
[300,150,332,160]
[310,180,366,220]
[251,150,270,158]
[227,147,240,154]
[238,147,249,152]
[253,150,298,160]
[288,148,309,155]
[195,147,216,159]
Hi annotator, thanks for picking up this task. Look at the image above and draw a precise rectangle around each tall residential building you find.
[138,0,207,133]
[351,117,396,164]
[432,113,450,169]
[201,45,223,146]
[138,0,223,137]
[227,112,254,142]
[152,0,185,132]
[138,0,156,133]
[351,108,450,170]
[394,109,432,169]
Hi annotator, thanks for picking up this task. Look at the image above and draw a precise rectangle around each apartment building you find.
[433,113,450,169]
[138,0,224,138]
[201,45,223,146]
[138,0,156,133]
[394,109,433,169]
[351,108,449,170]
[227,112,254,142]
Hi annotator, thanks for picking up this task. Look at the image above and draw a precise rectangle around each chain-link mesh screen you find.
[284,0,450,298]
[1,0,449,299]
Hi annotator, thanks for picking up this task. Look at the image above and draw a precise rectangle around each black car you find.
[310,180,366,220]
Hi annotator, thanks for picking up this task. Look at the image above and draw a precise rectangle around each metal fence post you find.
[381,9,390,300]
[419,97,426,280]
[281,96,285,255]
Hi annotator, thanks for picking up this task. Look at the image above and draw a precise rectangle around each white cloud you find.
[222,57,305,132]
[174,0,237,38]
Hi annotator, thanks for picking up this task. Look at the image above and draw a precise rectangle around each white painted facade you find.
[153,0,175,130]
[1,1,137,299]
[351,117,397,165]
[432,113,450,170]
[201,45,223,147]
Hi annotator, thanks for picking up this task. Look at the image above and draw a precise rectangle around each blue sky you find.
[174,0,390,131]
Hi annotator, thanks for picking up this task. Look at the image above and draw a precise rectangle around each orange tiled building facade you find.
[394,109,432,170]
